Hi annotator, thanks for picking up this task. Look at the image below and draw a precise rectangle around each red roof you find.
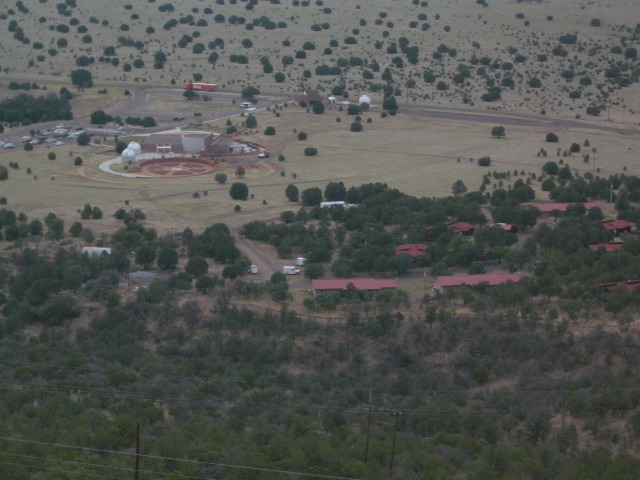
[598,280,640,292]
[596,219,632,232]
[447,221,475,234]
[488,223,518,233]
[312,278,397,291]
[436,273,521,288]
[395,244,428,258]
[528,202,599,213]
[585,242,624,252]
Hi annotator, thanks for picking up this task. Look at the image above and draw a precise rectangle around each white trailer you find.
[297,257,306,266]
[249,265,259,274]
[283,266,301,275]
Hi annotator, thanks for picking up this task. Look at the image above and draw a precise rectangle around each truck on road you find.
[184,82,217,92]
[283,266,301,275]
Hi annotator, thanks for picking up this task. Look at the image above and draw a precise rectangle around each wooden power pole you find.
[134,421,140,480]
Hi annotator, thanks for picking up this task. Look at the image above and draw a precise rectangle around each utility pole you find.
[364,390,373,464]
[389,411,400,478]
[134,421,140,480]
[362,397,402,477]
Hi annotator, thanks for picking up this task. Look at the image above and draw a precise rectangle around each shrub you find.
[477,156,491,166]
[264,126,276,135]
[304,147,318,156]
[545,133,559,143]
[542,161,559,175]
[229,182,249,200]
[350,121,363,132]
[297,132,307,140]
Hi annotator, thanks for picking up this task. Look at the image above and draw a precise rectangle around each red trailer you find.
[184,83,217,92]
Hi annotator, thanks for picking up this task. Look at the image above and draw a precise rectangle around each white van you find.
[241,102,252,108]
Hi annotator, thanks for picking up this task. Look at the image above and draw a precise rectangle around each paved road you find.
[401,104,640,135]
[3,85,637,149]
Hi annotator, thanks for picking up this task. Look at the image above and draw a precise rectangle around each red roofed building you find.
[585,242,624,252]
[594,219,633,236]
[435,273,521,292]
[395,244,428,258]
[488,223,518,233]
[528,202,600,214]
[312,278,397,296]
[447,221,475,236]
[598,280,640,292]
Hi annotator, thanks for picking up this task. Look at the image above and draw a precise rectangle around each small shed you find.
[82,247,112,258]
[395,244,428,258]
[595,219,633,236]
[488,223,518,233]
[585,242,624,252]
[447,221,475,236]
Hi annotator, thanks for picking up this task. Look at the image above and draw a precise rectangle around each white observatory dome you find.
[121,148,137,163]
[128,141,142,155]
[358,95,372,106]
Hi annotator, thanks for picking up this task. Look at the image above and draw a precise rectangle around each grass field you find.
[2,96,639,235]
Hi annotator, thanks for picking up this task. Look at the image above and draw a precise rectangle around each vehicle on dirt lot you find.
[258,152,270,158]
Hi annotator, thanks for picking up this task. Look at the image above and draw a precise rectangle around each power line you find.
[0,437,358,480]
[0,460,128,480]
[0,452,214,480]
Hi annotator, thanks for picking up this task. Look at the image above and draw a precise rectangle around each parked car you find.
[258,152,270,158]
[45,138,56,143]
[55,141,64,146]
[172,115,185,121]
[117,126,127,132]
[31,139,44,145]
[194,112,202,117]
[21,136,32,142]
[4,143,15,148]
[0,141,5,147]
[42,129,51,135]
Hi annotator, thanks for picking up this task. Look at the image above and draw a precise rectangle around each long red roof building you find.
[435,273,521,291]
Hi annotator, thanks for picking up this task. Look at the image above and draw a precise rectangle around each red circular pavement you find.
[134,157,216,177]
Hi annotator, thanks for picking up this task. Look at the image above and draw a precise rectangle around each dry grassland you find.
[1,0,639,121]
[3,97,639,235]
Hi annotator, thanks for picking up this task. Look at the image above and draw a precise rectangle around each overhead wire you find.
[0,437,359,480]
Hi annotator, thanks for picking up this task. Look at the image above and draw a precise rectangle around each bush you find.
[545,133,559,143]
[74,157,82,166]
[586,106,600,116]
[350,121,363,132]
[312,102,325,114]
[264,126,276,135]
[297,132,307,140]
[542,161,559,175]
[215,173,227,184]
[229,182,249,200]
[245,115,257,128]
[477,156,491,166]
[304,147,318,156]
